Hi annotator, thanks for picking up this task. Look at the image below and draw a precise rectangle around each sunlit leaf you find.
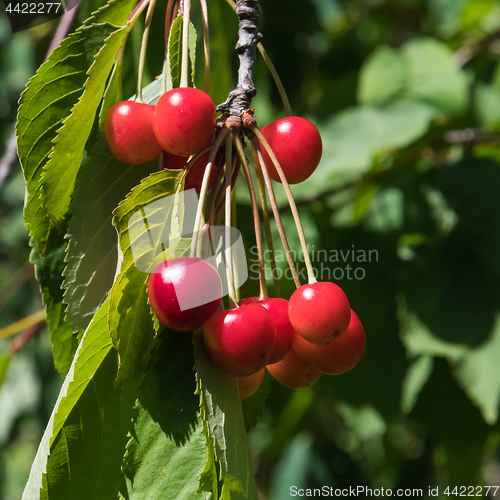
[120,334,206,499]
[109,169,184,389]
[23,298,140,500]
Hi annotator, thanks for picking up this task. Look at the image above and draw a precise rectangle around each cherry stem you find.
[250,143,280,297]
[209,156,225,229]
[9,323,44,355]
[234,134,268,300]
[162,0,176,93]
[199,0,210,93]
[190,128,230,257]
[214,157,241,219]
[184,144,212,170]
[128,0,152,26]
[180,0,191,88]
[231,187,242,304]
[250,138,301,288]
[251,127,317,284]
[0,309,46,341]
[136,0,157,103]
[256,44,292,116]
[128,0,150,24]
[224,134,238,308]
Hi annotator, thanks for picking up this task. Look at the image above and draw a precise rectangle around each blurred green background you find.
[2,0,500,498]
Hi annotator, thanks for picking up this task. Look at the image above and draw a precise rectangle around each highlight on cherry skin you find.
[288,281,351,345]
[260,116,323,184]
[294,310,366,375]
[267,343,321,389]
[147,257,222,333]
[153,87,216,156]
[105,101,163,165]
[202,302,276,377]
[239,297,295,364]
[237,368,265,401]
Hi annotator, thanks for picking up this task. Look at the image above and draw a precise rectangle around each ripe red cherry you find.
[267,344,321,389]
[288,282,351,345]
[147,257,222,332]
[294,310,366,375]
[163,150,218,192]
[153,88,216,156]
[105,101,163,164]
[239,297,295,364]
[162,151,187,170]
[238,368,265,400]
[202,303,276,377]
[260,116,322,184]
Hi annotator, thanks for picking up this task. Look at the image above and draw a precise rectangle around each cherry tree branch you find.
[217,0,262,118]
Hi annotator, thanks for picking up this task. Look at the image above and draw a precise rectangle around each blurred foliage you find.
[2,0,500,498]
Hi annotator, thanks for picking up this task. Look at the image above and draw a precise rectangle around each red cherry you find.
[163,150,218,192]
[238,368,265,400]
[267,344,321,389]
[294,310,366,375]
[240,297,295,364]
[147,257,222,332]
[202,303,276,377]
[260,116,322,184]
[288,282,351,345]
[105,101,163,164]
[162,151,187,170]
[153,88,216,156]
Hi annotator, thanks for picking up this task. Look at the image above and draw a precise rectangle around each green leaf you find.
[453,314,500,425]
[41,23,131,227]
[474,83,500,132]
[401,355,434,414]
[336,403,387,441]
[189,21,197,86]
[364,187,405,233]
[109,265,154,390]
[98,56,123,131]
[23,298,141,500]
[83,0,137,26]
[428,0,470,38]
[206,0,236,105]
[167,17,197,88]
[402,37,469,118]
[169,16,183,89]
[0,354,11,389]
[30,241,77,378]
[300,100,435,195]
[269,433,313,500]
[399,297,500,423]
[460,0,497,32]
[120,334,206,499]
[109,169,185,389]
[16,25,115,254]
[194,331,259,500]
[400,307,468,361]
[16,0,137,256]
[357,46,406,106]
[63,135,160,334]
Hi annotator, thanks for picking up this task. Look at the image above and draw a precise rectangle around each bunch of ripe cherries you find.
[105,86,366,400]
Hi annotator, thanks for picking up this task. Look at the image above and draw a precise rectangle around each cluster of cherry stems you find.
[104,0,365,401]
[105,87,366,400]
